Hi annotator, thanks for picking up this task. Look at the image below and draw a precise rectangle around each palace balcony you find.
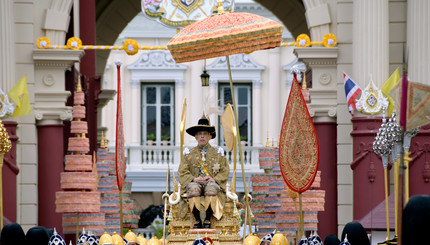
[124,145,264,192]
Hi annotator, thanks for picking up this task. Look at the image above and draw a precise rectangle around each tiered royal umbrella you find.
[167,8,283,63]
[167,0,283,233]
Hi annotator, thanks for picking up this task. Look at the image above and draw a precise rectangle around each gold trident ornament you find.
[0,120,12,229]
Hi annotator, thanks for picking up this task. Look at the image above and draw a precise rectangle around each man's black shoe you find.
[193,221,202,228]
[203,220,211,228]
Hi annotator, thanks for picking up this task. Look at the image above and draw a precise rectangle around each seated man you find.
[178,115,230,228]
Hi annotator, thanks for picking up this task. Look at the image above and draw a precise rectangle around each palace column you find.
[190,61,203,133]
[268,49,281,140]
[353,0,389,87]
[126,79,142,170]
[175,78,185,145]
[33,49,84,233]
[252,79,262,146]
[294,47,338,239]
[351,0,389,221]
[407,1,430,86]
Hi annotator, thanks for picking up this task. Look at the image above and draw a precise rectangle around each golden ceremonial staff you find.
[373,116,392,243]
[403,127,419,203]
[161,165,170,245]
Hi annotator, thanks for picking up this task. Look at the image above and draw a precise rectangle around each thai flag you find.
[344,73,362,116]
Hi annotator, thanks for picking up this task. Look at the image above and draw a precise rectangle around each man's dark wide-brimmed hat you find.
[186,114,216,139]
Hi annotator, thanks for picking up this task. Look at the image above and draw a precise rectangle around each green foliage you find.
[162,135,170,141]
[240,135,247,141]
[150,219,165,239]
[147,133,155,141]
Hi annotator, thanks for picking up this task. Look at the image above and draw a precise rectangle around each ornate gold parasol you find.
[167,1,283,63]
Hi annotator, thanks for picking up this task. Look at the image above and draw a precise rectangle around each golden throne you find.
[166,174,242,245]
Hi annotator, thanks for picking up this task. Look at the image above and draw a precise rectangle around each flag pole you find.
[380,155,390,242]
[396,68,409,245]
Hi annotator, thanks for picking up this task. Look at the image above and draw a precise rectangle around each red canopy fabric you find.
[167,11,283,63]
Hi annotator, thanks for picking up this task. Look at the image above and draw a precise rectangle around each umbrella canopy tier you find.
[167,12,283,63]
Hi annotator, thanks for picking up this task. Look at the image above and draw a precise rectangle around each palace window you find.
[218,84,252,146]
[141,84,175,146]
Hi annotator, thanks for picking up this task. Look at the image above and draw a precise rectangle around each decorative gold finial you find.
[272,138,274,147]
[216,0,224,14]
[77,76,82,92]
[302,73,307,89]
[101,131,107,148]
[0,120,11,154]
[266,131,269,148]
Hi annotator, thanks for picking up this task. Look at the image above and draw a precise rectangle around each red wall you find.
[408,124,430,196]
[37,124,64,233]
[315,121,338,238]
[351,117,386,220]
[2,121,18,223]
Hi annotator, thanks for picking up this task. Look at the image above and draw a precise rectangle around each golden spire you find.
[77,75,82,92]
[266,131,270,148]
[302,73,307,89]
[101,131,107,148]
[217,0,224,14]
[172,169,178,193]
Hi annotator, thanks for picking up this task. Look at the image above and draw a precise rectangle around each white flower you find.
[217,147,224,156]
[183,147,190,155]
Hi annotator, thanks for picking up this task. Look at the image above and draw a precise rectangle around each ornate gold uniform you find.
[178,144,229,220]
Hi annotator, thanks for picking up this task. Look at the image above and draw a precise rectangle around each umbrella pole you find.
[242,201,248,244]
[394,158,399,237]
[299,193,304,239]
[226,55,252,234]
[162,166,170,245]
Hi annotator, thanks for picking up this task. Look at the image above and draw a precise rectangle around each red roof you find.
[359,194,395,230]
